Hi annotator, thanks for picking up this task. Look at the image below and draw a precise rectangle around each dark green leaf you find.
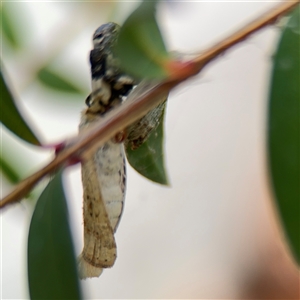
[0,66,41,146]
[37,67,83,94]
[1,5,21,49]
[0,155,21,183]
[268,7,300,265]
[126,103,168,185]
[116,0,170,79]
[28,170,82,300]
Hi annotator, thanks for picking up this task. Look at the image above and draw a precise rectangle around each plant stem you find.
[1,0,299,209]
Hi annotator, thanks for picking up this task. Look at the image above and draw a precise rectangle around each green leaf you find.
[0,66,41,146]
[115,0,170,79]
[28,170,82,300]
[0,155,21,183]
[37,67,83,94]
[1,4,21,49]
[126,103,168,185]
[268,6,300,265]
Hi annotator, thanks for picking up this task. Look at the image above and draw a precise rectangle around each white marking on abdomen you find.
[94,140,126,231]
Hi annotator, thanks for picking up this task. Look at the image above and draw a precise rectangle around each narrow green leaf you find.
[28,170,82,300]
[126,103,168,185]
[116,0,170,79]
[1,5,21,49]
[37,67,82,94]
[0,155,21,183]
[268,7,300,265]
[0,66,41,146]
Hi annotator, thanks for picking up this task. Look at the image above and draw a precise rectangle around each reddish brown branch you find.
[1,0,299,209]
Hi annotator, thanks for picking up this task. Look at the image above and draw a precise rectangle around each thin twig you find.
[1,0,298,209]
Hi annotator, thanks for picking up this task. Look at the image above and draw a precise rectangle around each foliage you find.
[268,6,300,264]
[28,170,82,299]
[2,1,169,297]
[0,66,41,146]
[126,102,168,185]
[0,1,299,299]
[115,0,170,79]
[37,67,84,94]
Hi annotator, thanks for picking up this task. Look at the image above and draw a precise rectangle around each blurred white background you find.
[1,1,290,299]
